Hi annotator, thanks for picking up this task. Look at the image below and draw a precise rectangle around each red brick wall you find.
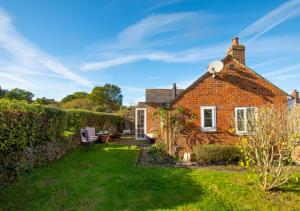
[146,104,161,134]
[146,57,288,156]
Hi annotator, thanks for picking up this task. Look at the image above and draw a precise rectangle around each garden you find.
[0,143,300,210]
[1,91,300,210]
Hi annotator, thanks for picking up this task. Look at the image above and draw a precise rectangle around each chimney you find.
[227,37,245,65]
[172,83,177,99]
[292,90,300,104]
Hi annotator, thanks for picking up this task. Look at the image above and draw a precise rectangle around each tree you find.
[88,86,110,110]
[5,88,34,103]
[0,86,9,98]
[239,106,300,191]
[61,98,94,110]
[61,92,88,104]
[35,97,58,106]
[103,84,123,109]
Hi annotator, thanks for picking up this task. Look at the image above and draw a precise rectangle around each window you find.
[235,107,257,134]
[200,106,216,131]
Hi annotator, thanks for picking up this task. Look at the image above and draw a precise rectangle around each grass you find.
[1,144,300,210]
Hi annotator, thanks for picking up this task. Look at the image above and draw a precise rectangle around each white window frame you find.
[235,107,257,135]
[200,106,216,132]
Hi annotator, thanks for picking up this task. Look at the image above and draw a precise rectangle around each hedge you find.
[65,109,123,136]
[0,99,66,153]
[0,99,123,153]
[192,144,242,165]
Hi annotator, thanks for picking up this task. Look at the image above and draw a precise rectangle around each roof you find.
[171,55,290,104]
[145,89,184,104]
[136,102,147,108]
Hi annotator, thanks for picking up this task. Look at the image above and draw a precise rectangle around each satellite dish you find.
[207,60,224,78]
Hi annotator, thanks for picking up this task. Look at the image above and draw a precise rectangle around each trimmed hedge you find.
[0,99,123,153]
[0,99,66,153]
[65,109,123,136]
[192,144,242,165]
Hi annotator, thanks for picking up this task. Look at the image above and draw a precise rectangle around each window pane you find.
[204,109,213,127]
[247,108,256,132]
[237,109,245,132]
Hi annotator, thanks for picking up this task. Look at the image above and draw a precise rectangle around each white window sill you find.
[201,127,217,132]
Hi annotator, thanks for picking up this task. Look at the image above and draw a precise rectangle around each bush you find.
[292,146,300,165]
[0,99,66,153]
[0,100,123,153]
[149,142,168,158]
[65,109,123,136]
[192,144,242,165]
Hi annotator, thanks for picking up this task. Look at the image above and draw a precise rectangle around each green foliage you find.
[59,85,123,112]
[0,87,9,98]
[103,84,123,109]
[61,98,94,110]
[149,142,168,158]
[65,109,123,136]
[4,88,34,103]
[0,99,123,153]
[0,99,66,153]
[61,92,89,104]
[35,97,58,106]
[151,106,196,155]
[193,144,242,165]
[89,86,109,107]
[1,145,300,210]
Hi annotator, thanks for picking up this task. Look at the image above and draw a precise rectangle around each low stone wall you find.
[0,136,79,186]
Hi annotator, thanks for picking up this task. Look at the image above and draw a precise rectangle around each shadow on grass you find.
[0,144,216,210]
[279,176,300,193]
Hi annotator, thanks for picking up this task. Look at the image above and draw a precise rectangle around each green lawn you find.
[1,144,300,211]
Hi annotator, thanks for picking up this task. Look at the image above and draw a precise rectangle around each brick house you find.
[135,37,293,155]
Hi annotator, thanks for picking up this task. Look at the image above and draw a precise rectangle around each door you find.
[135,108,146,140]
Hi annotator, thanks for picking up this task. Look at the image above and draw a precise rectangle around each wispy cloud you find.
[81,44,226,71]
[118,12,212,48]
[0,8,91,87]
[239,0,300,45]
[145,0,185,13]
[249,57,289,69]
[81,11,219,71]
[0,71,33,86]
[263,63,300,77]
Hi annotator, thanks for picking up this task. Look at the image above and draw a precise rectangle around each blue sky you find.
[0,0,300,105]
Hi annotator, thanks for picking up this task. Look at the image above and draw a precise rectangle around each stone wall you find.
[0,136,79,186]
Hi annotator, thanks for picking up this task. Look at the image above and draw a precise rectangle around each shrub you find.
[239,106,300,191]
[0,99,66,153]
[292,146,300,165]
[148,141,177,163]
[192,144,242,165]
[0,100,123,153]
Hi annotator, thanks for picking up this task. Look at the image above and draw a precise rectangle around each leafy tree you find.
[88,86,109,108]
[61,92,88,104]
[35,97,58,106]
[0,86,9,98]
[103,84,123,109]
[61,98,94,110]
[5,88,34,103]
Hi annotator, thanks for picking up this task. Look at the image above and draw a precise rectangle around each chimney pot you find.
[292,90,300,104]
[227,37,245,65]
[172,83,177,99]
[232,37,239,45]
